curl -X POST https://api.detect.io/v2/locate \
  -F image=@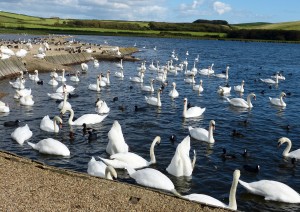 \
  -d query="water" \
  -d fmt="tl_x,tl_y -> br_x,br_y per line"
1,34 -> 300,211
